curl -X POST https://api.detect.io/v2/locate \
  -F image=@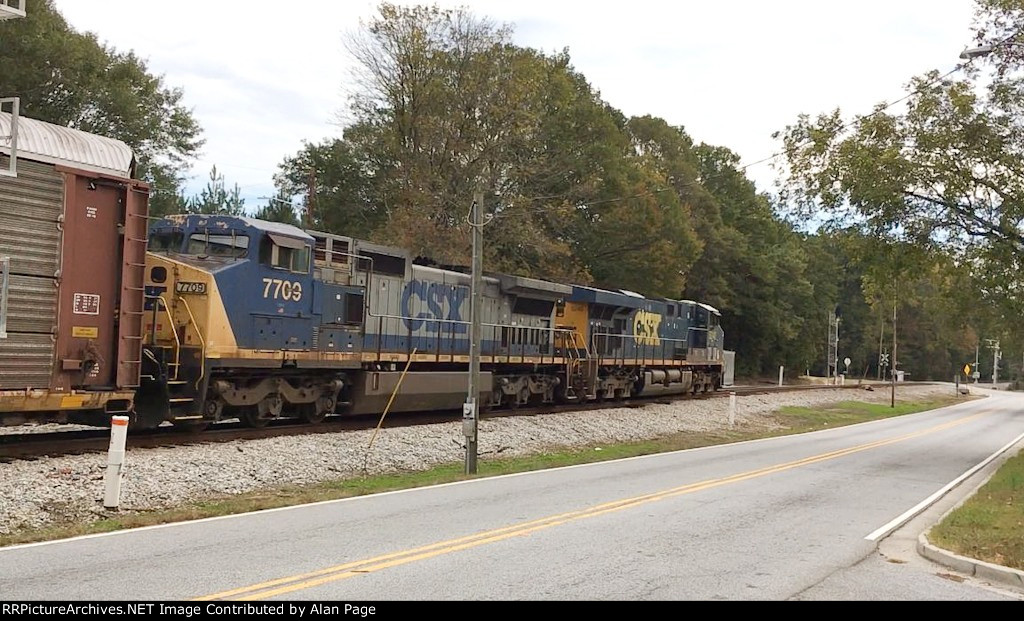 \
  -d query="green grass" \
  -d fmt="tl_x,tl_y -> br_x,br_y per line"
930,450 -> 1024,571
0,394 -> 967,547
775,399 -> 949,428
